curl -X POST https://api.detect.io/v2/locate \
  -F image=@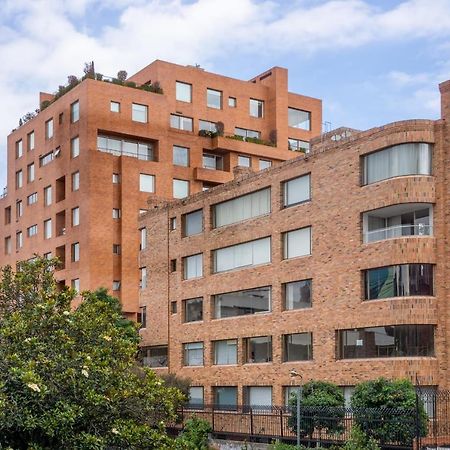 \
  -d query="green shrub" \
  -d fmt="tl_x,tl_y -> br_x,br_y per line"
177,417 -> 212,449
343,425 -> 380,450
